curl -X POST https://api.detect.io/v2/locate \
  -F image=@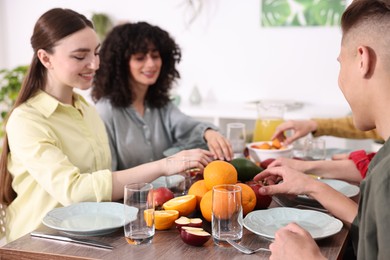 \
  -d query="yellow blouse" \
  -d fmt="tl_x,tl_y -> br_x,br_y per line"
5,91 -> 112,242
